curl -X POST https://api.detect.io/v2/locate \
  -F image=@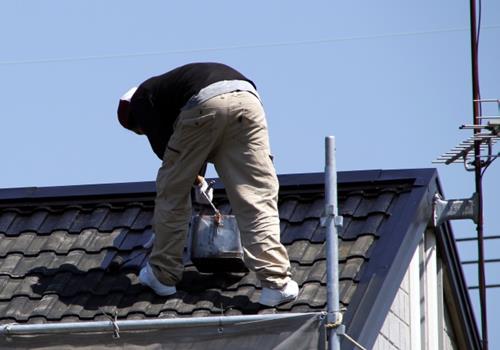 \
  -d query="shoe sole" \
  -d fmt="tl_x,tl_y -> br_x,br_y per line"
139,279 -> 176,296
